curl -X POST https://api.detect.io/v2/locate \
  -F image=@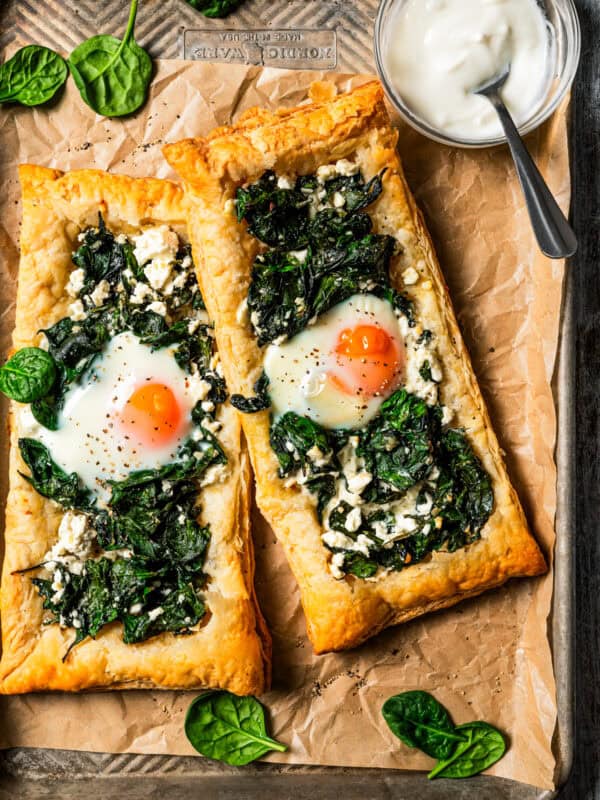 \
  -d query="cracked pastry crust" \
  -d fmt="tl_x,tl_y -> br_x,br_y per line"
0,165 -> 270,694
164,81 -> 547,654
